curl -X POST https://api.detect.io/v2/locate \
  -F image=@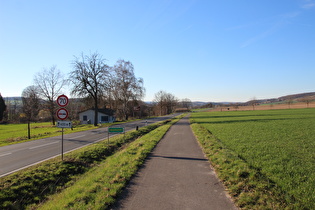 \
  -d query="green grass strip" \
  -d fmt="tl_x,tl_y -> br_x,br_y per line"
0,118 -> 179,209
190,122 -> 291,209
36,118 -> 180,209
